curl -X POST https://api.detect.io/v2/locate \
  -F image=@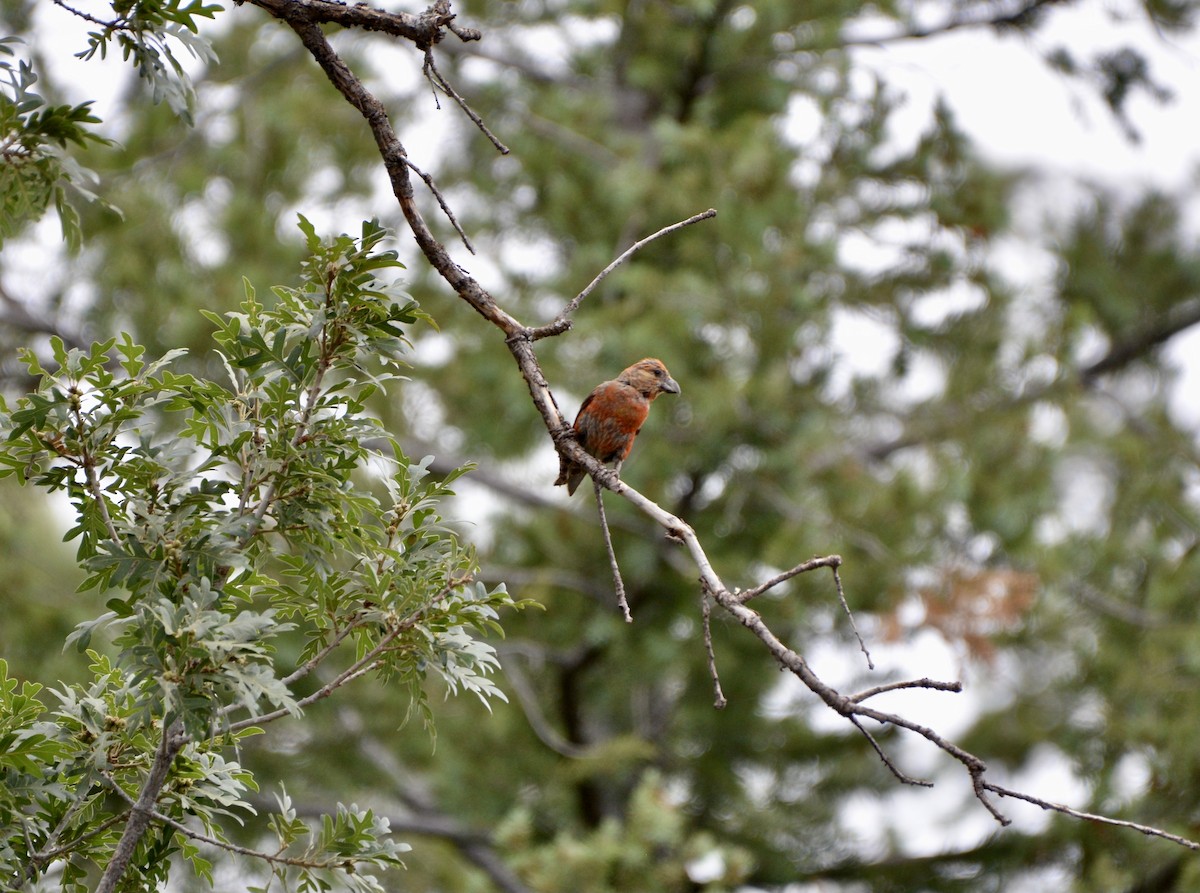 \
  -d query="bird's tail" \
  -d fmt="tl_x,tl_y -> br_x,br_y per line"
555,459 -> 587,495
